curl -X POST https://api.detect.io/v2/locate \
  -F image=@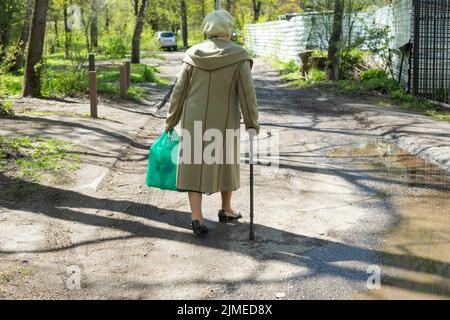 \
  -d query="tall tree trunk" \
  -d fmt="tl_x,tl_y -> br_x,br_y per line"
252,0 -> 261,22
226,0 -> 231,12
326,0 -> 344,81
104,3 -> 110,33
131,0 -> 149,64
81,13 -> 90,52
10,0 -> 33,72
23,0 -> 49,97
0,0 -> 16,61
181,0 -> 188,48
200,0 -> 205,18
90,0 -> 98,49
63,1 -> 71,59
